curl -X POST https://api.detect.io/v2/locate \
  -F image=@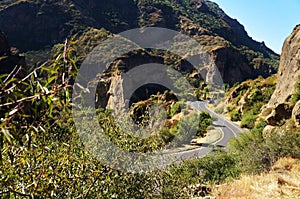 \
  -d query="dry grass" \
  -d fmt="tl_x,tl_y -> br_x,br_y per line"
211,157 -> 300,199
